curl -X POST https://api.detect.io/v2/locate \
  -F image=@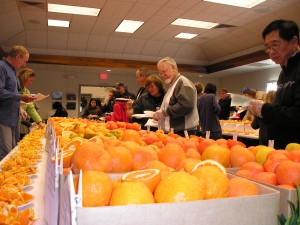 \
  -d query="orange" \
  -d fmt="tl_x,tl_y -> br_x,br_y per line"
227,139 -> 246,148
191,160 -> 229,199
141,132 -> 160,145
241,162 -> 264,176
17,208 -> 35,225
230,145 -> 255,167
121,169 -> 161,193
185,148 -> 201,160
249,145 -> 266,156
201,145 -> 230,168
145,160 -> 173,171
74,171 -> 113,207
228,177 -> 259,197
252,172 -> 277,185
154,171 -> 205,203
158,143 -> 186,169
216,138 -> 227,145
71,142 -> 112,174
287,150 -> 300,163
130,146 -> 158,170
176,158 -> 201,173
106,146 -> 133,172
263,153 -> 288,173
121,129 -> 145,145
275,160 -> 300,187
197,139 -> 216,154
109,181 -> 154,206
103,137 -> 120,151
235,169 -> 254,179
